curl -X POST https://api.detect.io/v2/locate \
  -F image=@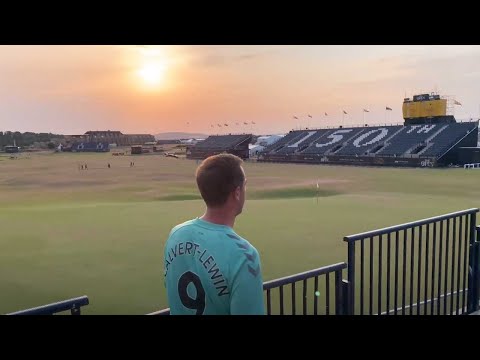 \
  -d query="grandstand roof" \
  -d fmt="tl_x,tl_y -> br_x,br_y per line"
193,134 -> 252,150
